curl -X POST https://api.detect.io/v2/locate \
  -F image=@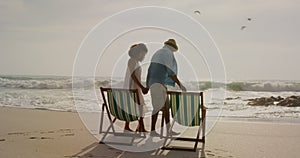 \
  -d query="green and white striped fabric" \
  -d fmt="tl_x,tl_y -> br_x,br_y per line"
169,93 -> 202,126
107,89 -> 140,121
